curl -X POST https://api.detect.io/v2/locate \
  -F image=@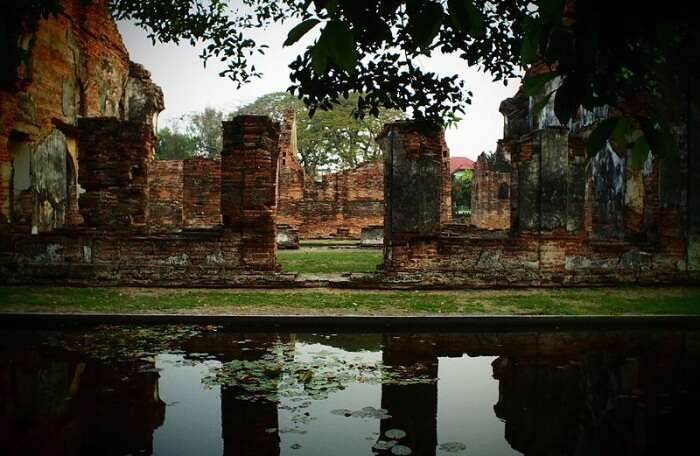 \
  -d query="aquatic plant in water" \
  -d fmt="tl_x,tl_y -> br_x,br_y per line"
43,325 -> 218,362
202,341 -> 437,404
